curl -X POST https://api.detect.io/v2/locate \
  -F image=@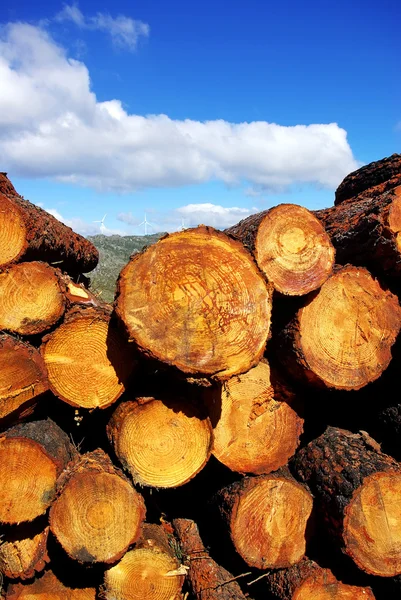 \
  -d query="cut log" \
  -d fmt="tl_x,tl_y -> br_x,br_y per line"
267,558 -> 376,599
173,518 -> 248,600
0,419 -> 76,524
315,186 -> 401,280
49,449 -> 146,564
102,523 -> 184,600
0,173 -> 98,274
0,334 -> 48,420
278,265 -> 401,390
6,570 -> 96,599
292,426 -> 401,577
0,262 -> 66,335
115,226 -> 272,380
334,153 -> 401,205
108,397 -> 212,488
204,359 -> 303,474
217,470 -> 313,569
226,204 -> 334,295
42,306 -> 135,409
0,525 -> 49,580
